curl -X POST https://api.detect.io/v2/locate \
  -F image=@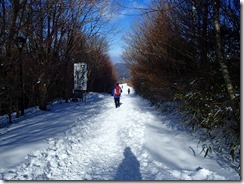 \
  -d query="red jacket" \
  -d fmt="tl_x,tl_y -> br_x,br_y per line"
114,86 -> 122,98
